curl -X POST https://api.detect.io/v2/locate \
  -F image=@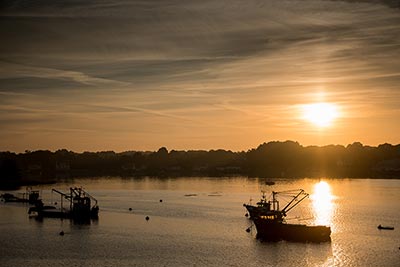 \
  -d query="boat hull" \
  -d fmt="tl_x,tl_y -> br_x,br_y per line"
377,225 -> 394,230
28,206 -> 98,221
253,218 -> 331,242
